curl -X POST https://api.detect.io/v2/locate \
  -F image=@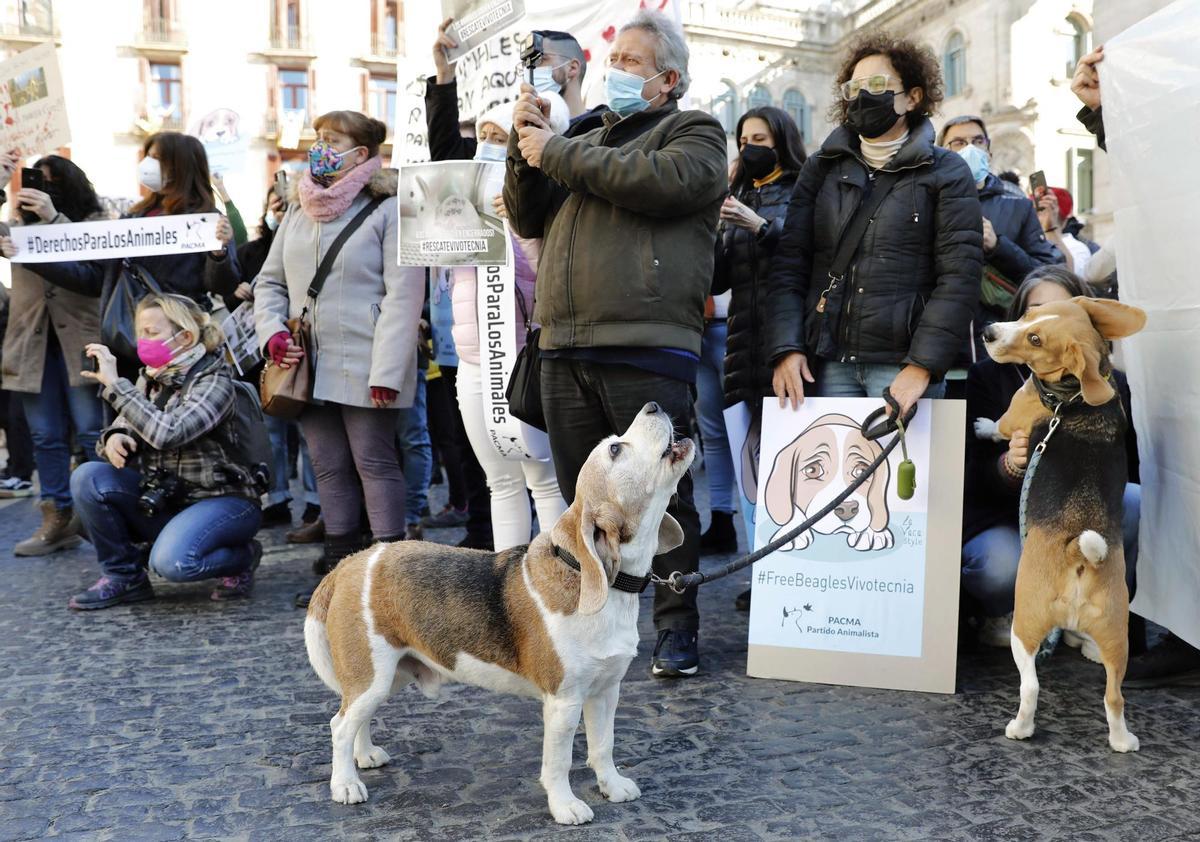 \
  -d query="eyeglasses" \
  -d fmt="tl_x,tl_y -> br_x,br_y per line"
839,74 -> 897,101
945,135 -> 989,151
